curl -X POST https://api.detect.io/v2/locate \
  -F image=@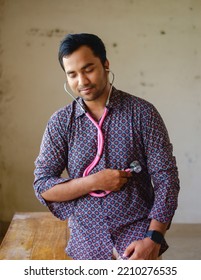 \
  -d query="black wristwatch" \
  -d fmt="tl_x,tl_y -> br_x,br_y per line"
144,230 -> 164,244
